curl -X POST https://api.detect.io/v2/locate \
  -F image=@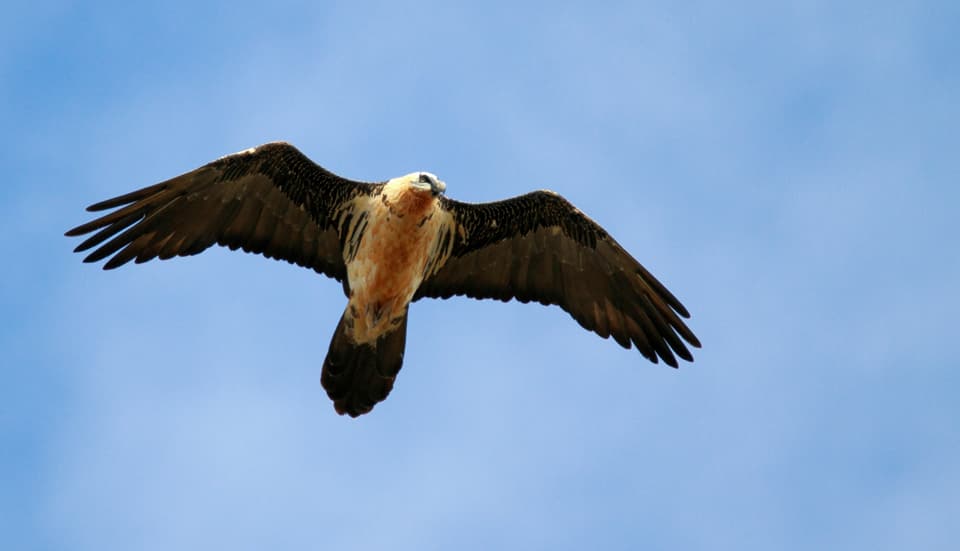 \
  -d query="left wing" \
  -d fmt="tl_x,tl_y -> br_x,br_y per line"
415,191 -> 700,366
65,142 -> 378,287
